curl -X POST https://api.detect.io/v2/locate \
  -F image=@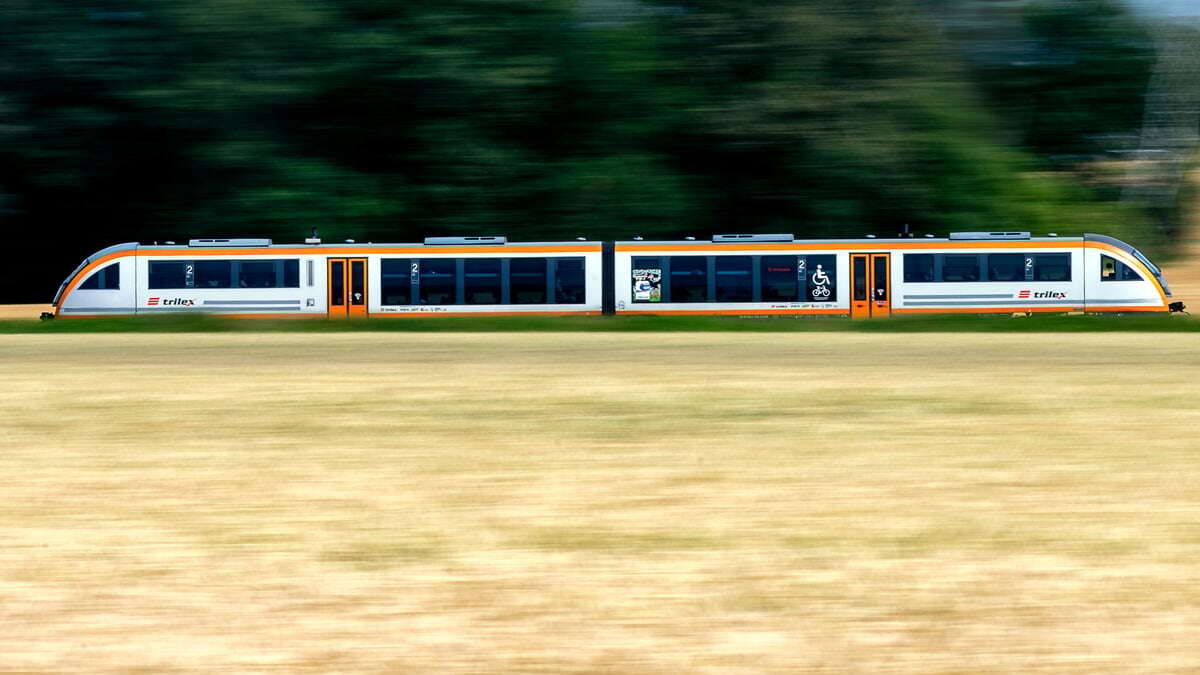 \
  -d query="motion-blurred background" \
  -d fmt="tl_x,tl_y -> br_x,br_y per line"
2,0 -> 1198,303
